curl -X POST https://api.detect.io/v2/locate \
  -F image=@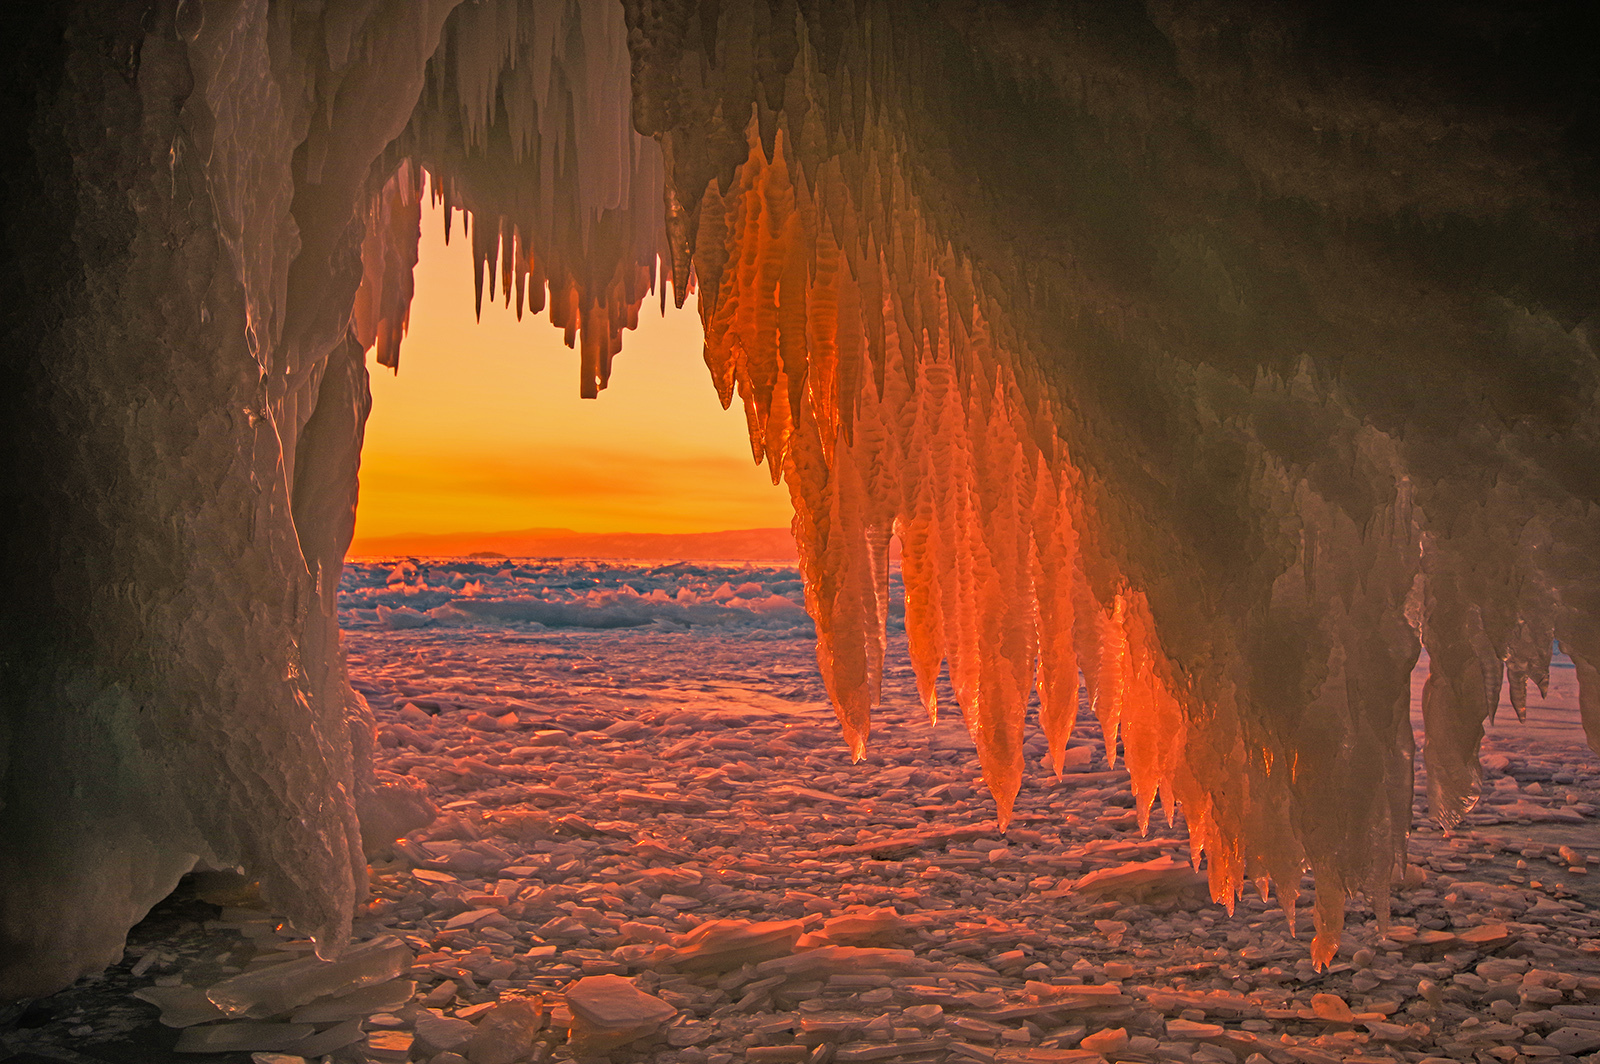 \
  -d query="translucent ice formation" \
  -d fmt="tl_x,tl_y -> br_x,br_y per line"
362,0 -> 1551,963
206,935 -> 411,1019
